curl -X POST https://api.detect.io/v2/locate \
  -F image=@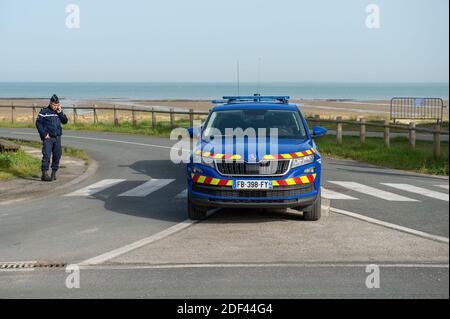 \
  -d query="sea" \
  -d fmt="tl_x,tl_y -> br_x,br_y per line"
0,82 -> 448,101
